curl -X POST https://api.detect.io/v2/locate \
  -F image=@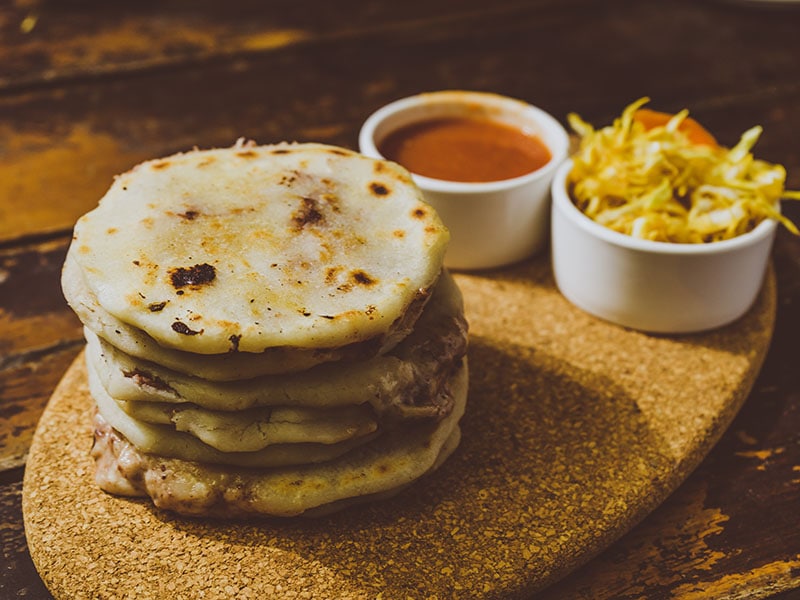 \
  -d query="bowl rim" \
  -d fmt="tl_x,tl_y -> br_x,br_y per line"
551,159 -> 778,255
358,90 -> 570,195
